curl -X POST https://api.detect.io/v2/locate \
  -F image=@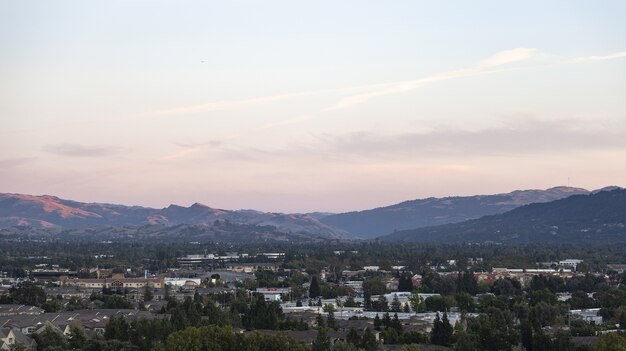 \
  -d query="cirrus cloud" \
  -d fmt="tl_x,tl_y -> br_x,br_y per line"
44,144 -> 127,157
